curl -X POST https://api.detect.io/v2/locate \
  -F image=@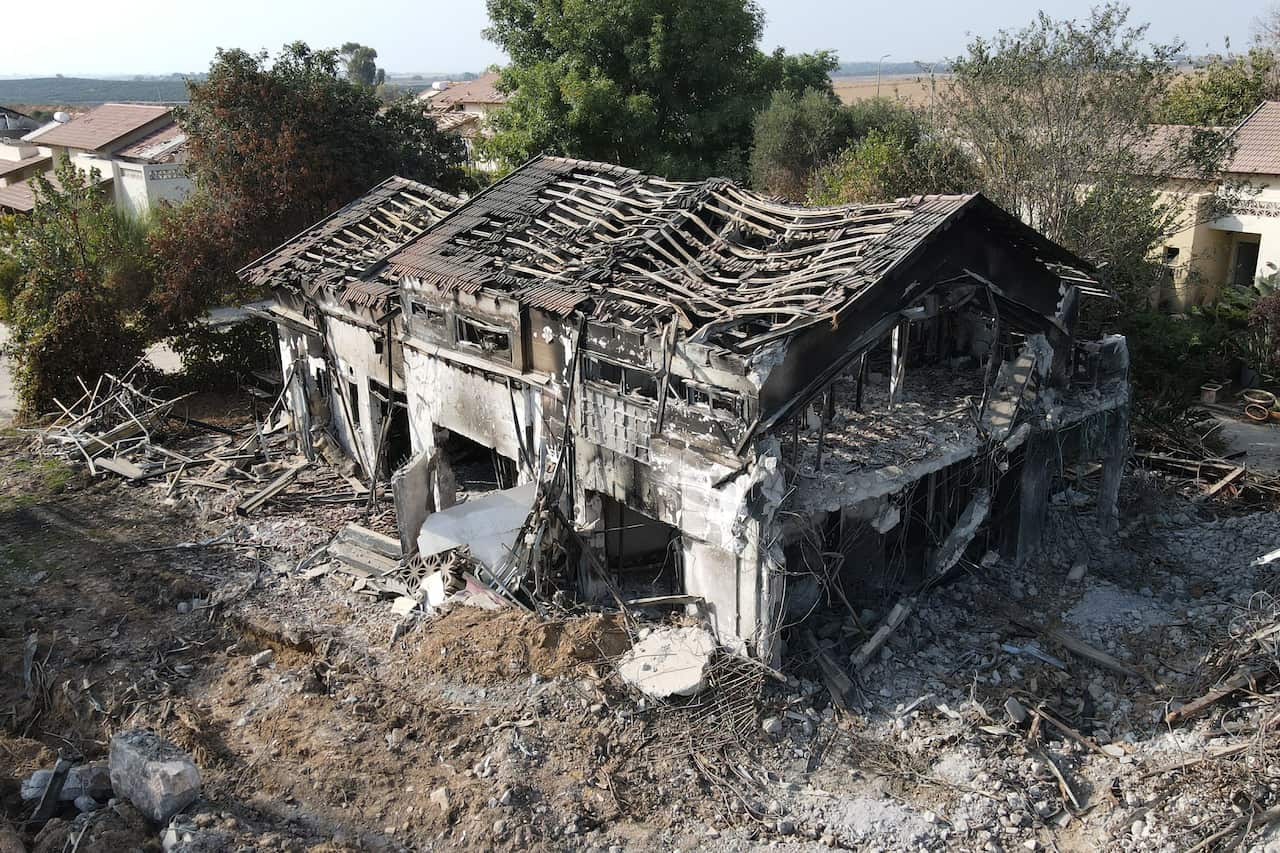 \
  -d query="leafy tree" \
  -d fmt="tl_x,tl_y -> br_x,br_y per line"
0,159 -> 148,416
937,3 -> 1231,307
1158,49 -> 1279,126
481,0 -> 838,178
148,42 -> 466,333
808,122 -> 975,205
340,42 -> 386,88
749,88 -> 848,199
